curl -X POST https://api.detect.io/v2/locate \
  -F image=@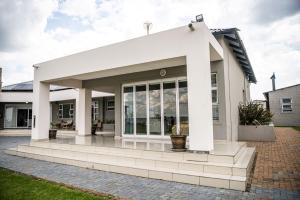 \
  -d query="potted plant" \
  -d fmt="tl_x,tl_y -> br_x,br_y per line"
238,102 -> 275,141
170,124 -> 188,151
49,122 -> 58,139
